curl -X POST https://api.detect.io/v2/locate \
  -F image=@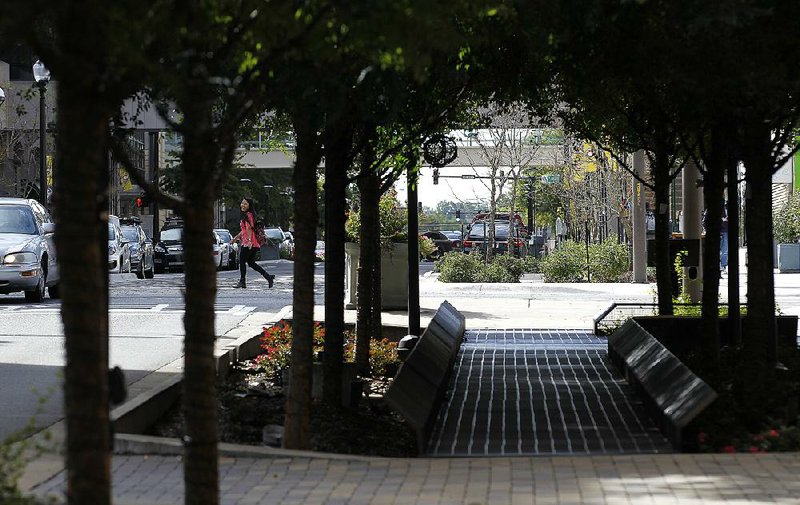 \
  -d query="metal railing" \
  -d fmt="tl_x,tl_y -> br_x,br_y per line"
593,302 -> 747,336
